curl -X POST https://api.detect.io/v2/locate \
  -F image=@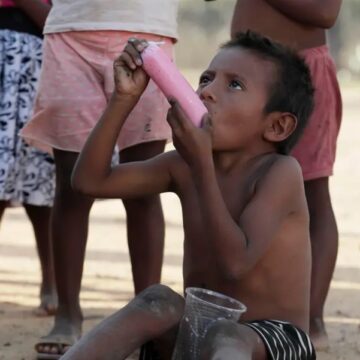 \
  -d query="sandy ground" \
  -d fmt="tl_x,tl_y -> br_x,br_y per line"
0,83 -> 359,360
